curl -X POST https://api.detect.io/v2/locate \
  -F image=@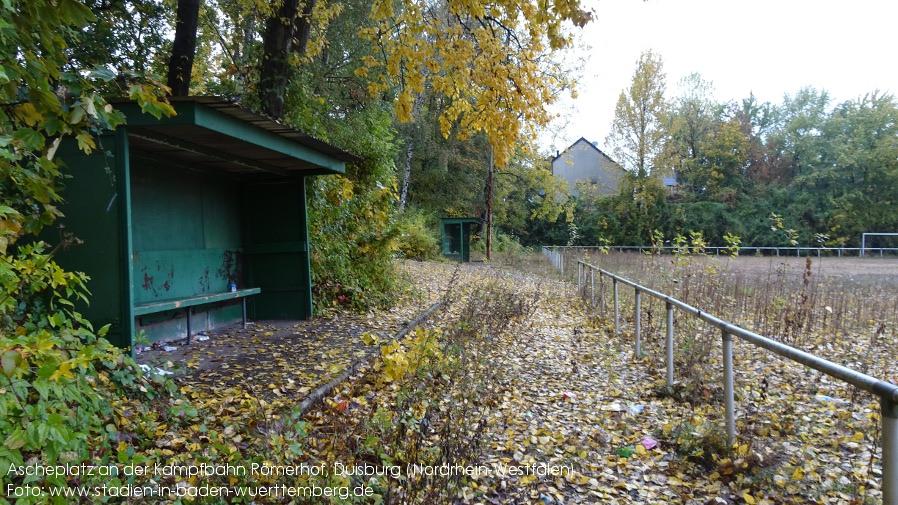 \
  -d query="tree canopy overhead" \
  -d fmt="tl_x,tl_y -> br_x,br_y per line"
361,0 -> 592,167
